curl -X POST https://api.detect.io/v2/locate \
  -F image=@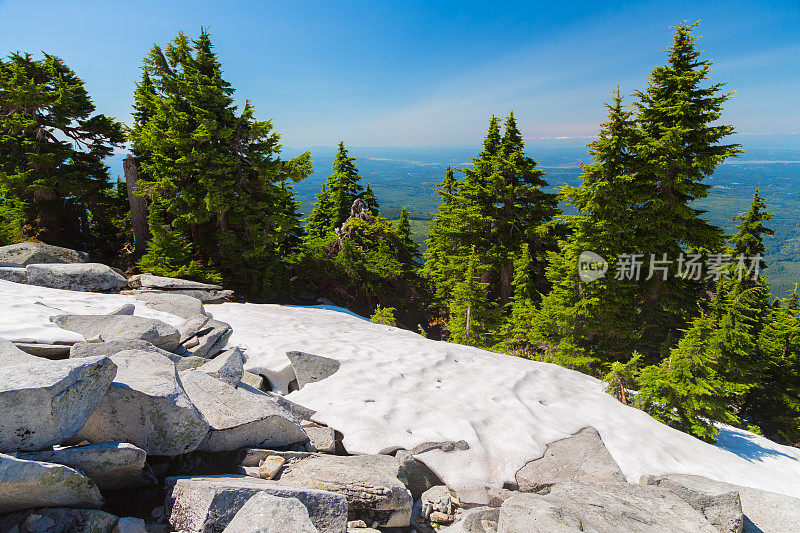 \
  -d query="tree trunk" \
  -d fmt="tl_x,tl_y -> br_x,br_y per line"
123,155 -> 149,259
